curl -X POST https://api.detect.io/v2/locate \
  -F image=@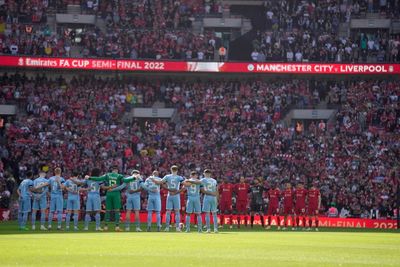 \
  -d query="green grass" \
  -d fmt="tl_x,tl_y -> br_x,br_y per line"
0,222 -> 399,267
